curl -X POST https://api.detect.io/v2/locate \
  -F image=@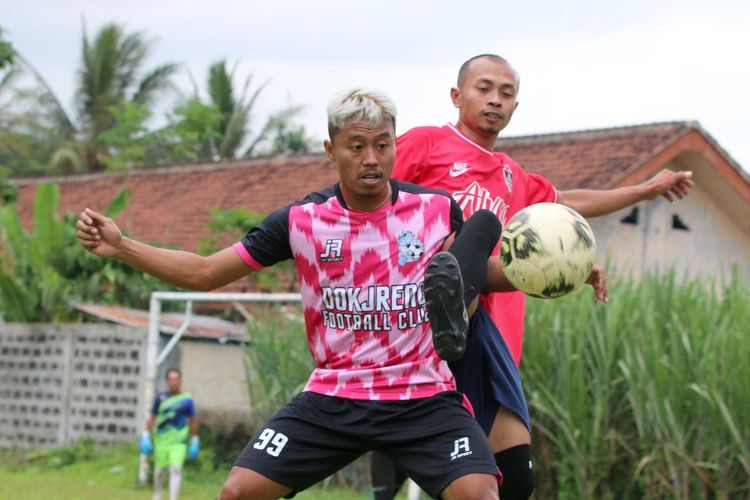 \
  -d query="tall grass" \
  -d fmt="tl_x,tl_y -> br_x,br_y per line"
523,271 -> 750,499
244,304 -> 314,423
